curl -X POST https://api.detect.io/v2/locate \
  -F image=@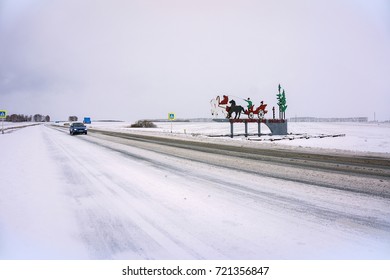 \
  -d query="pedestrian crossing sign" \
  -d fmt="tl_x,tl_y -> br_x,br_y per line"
0,110 -> 7,119
168,112 -> 175,121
